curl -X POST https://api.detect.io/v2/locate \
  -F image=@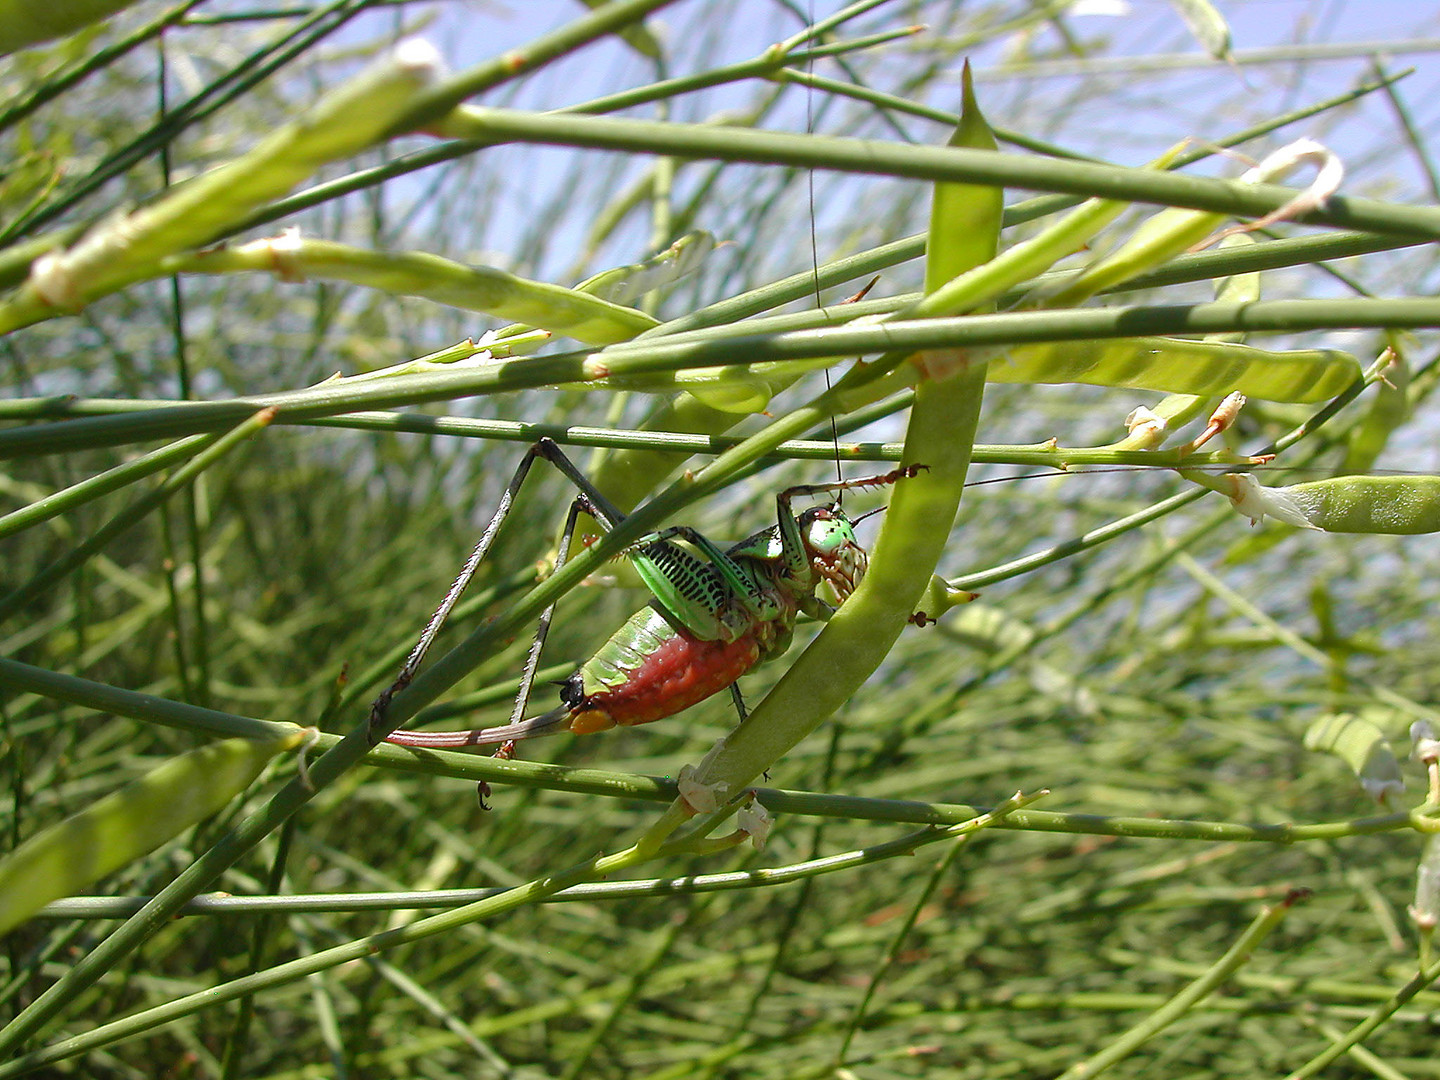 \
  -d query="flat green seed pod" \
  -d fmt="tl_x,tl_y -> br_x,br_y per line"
0,733 -> 302,934
1286,475 -> 1440,534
